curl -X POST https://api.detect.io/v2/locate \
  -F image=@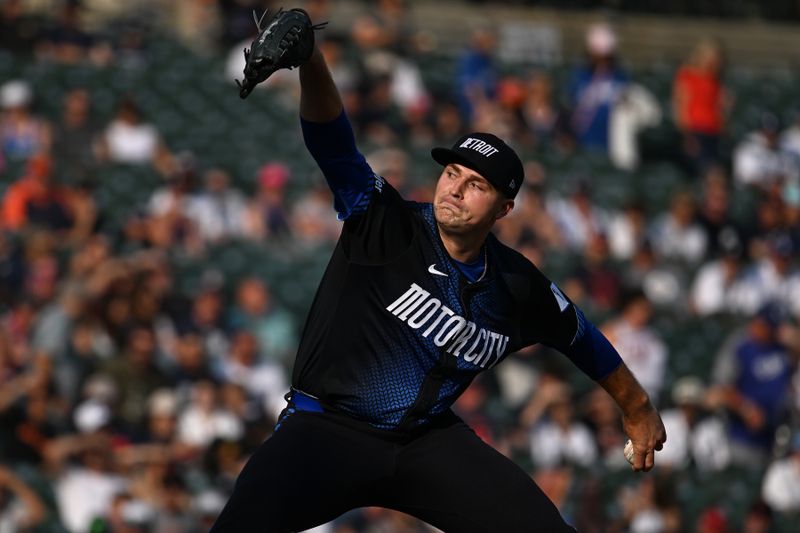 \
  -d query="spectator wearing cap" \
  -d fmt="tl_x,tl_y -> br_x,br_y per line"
0,80 -> 51,161
690,227 -> 746,316
72,398 -> 112,435
761,430 -> 800,512
733,112 -> 799,191
729,232 -> 800,318
707,303 -> 795,466
243,162 -> 292,240
657,376 -> 730,471
570,22 -> 628,150
142,389 -> 178,445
